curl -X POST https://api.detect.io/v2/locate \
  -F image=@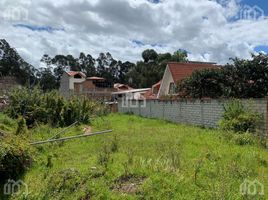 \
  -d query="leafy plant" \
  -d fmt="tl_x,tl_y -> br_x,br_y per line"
219,100 -> 262,133
16,116 -> 28,135
5,87 -> 108,128
0,132 -> 33,183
